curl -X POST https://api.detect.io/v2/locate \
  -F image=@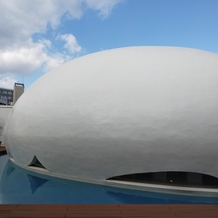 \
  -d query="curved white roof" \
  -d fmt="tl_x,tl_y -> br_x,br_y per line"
3,46 -> 218,187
